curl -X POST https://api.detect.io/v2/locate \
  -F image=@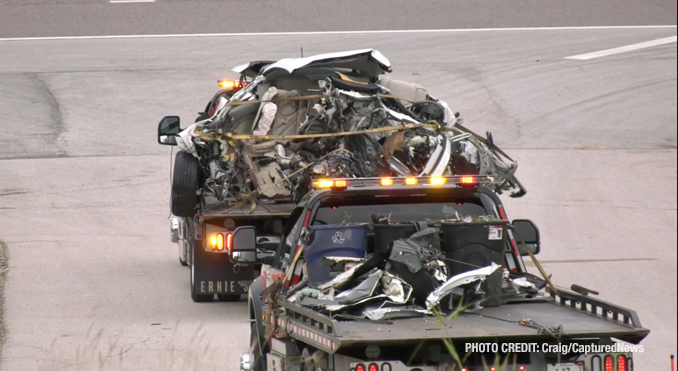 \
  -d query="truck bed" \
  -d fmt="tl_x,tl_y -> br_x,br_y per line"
202,198 -> 296,217
275,287 -> 649,353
